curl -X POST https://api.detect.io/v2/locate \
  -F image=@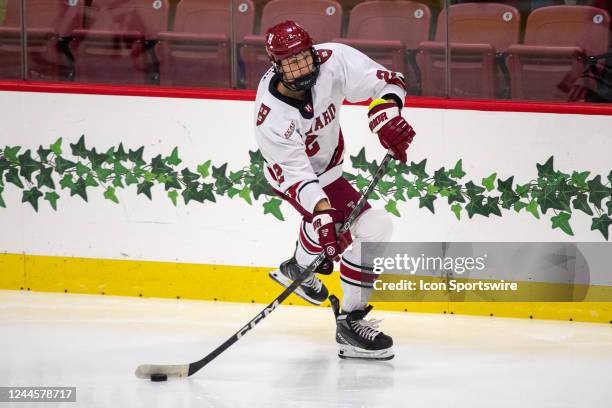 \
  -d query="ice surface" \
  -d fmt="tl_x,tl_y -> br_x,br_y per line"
1,290 -> 611,408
